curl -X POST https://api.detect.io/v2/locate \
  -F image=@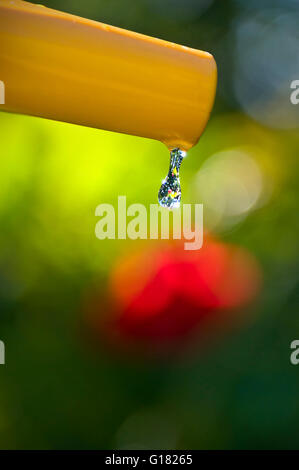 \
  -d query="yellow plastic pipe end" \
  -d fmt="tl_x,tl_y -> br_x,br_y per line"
0,0 -> 217,150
